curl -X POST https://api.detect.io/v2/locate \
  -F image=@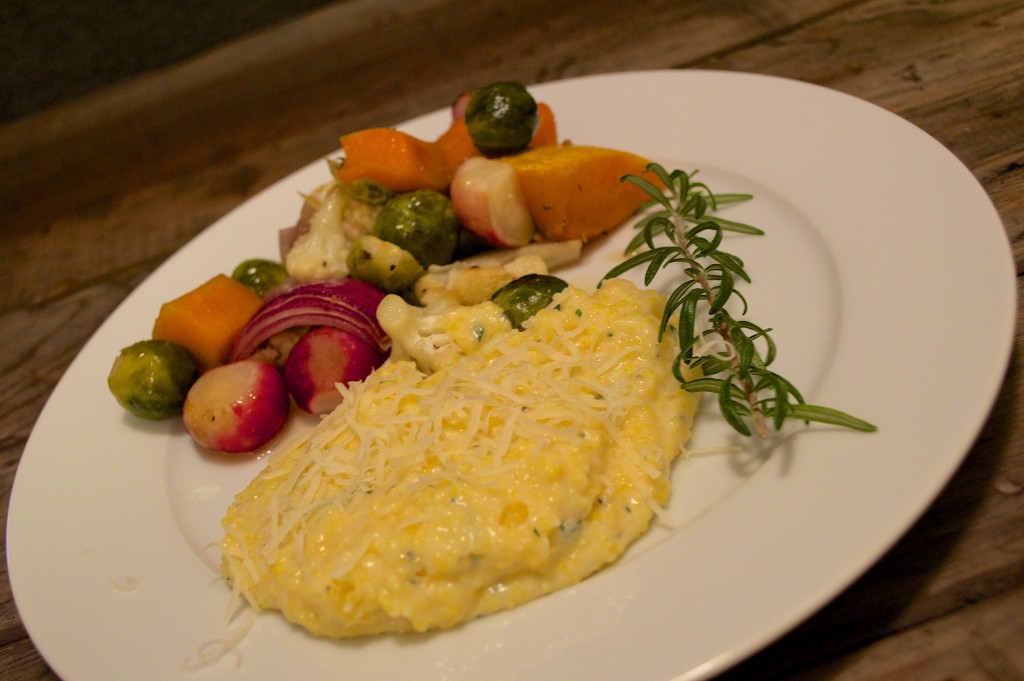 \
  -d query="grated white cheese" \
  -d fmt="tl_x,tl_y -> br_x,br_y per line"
220,279 -> 701,638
